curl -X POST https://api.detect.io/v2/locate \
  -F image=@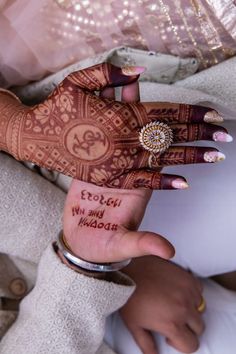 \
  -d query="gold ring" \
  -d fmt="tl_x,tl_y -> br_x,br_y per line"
139,121 -> 173,154
197,297 -> 206,313
148,154 -> 160,169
